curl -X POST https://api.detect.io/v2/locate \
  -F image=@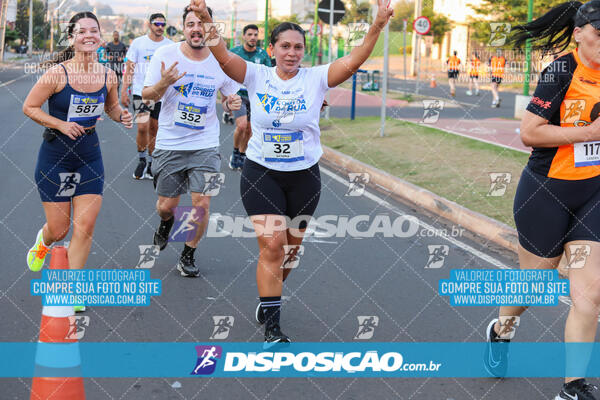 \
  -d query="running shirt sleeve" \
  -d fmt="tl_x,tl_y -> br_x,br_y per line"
310,63 -> 331,91
125,39 -> 138,64
220,76 -> 241,97
243,61 -> 264,94
526,57 -> 573,121
143,47 -> 163,89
